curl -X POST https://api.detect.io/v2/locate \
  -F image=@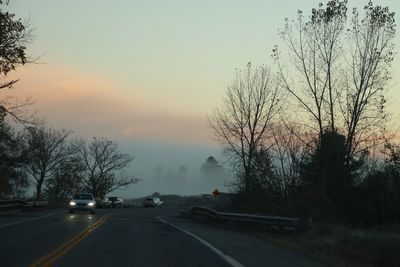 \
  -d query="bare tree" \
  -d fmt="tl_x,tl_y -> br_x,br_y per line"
9,169 -> 29,198
210,62 -> 283,194
270,125 -> 310,200
342,2 -> 395,163
23,126 -> 71,199
74,137 -> 138,198
44,150 -> 85,201
275,0 -> 395,164
274,0 -> 347,143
